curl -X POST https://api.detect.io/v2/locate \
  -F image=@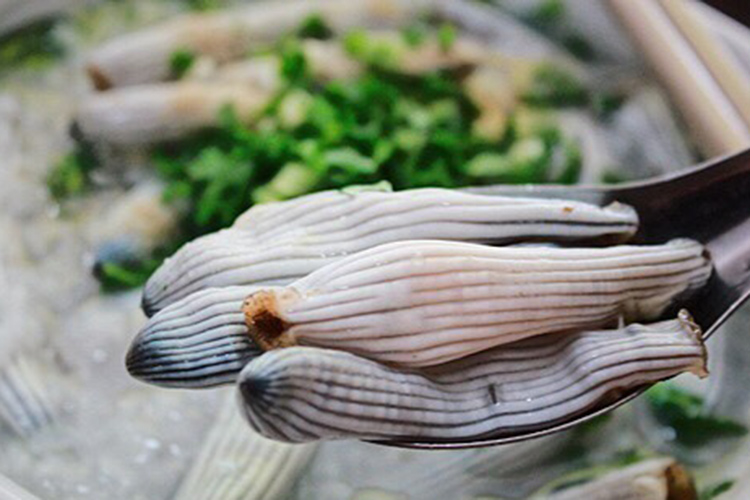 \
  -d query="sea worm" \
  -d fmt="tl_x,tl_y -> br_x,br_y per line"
242,239 -> 710,366
75,82 -> 271,146
238,312 -> 707,442
173,393 -> 316,500
542,458 -> 696,500
142,188 -> 639,315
